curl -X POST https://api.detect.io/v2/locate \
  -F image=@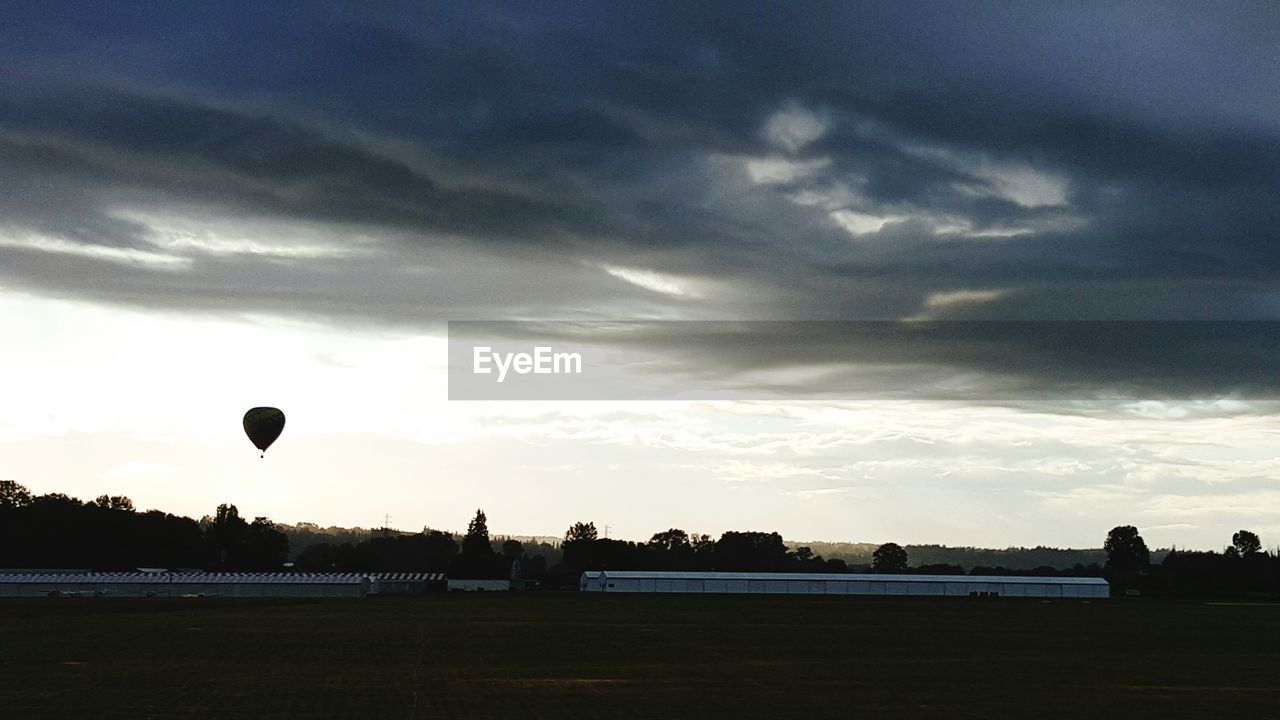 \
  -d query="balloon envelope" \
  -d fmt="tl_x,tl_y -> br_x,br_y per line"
243,407 -> 286,454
